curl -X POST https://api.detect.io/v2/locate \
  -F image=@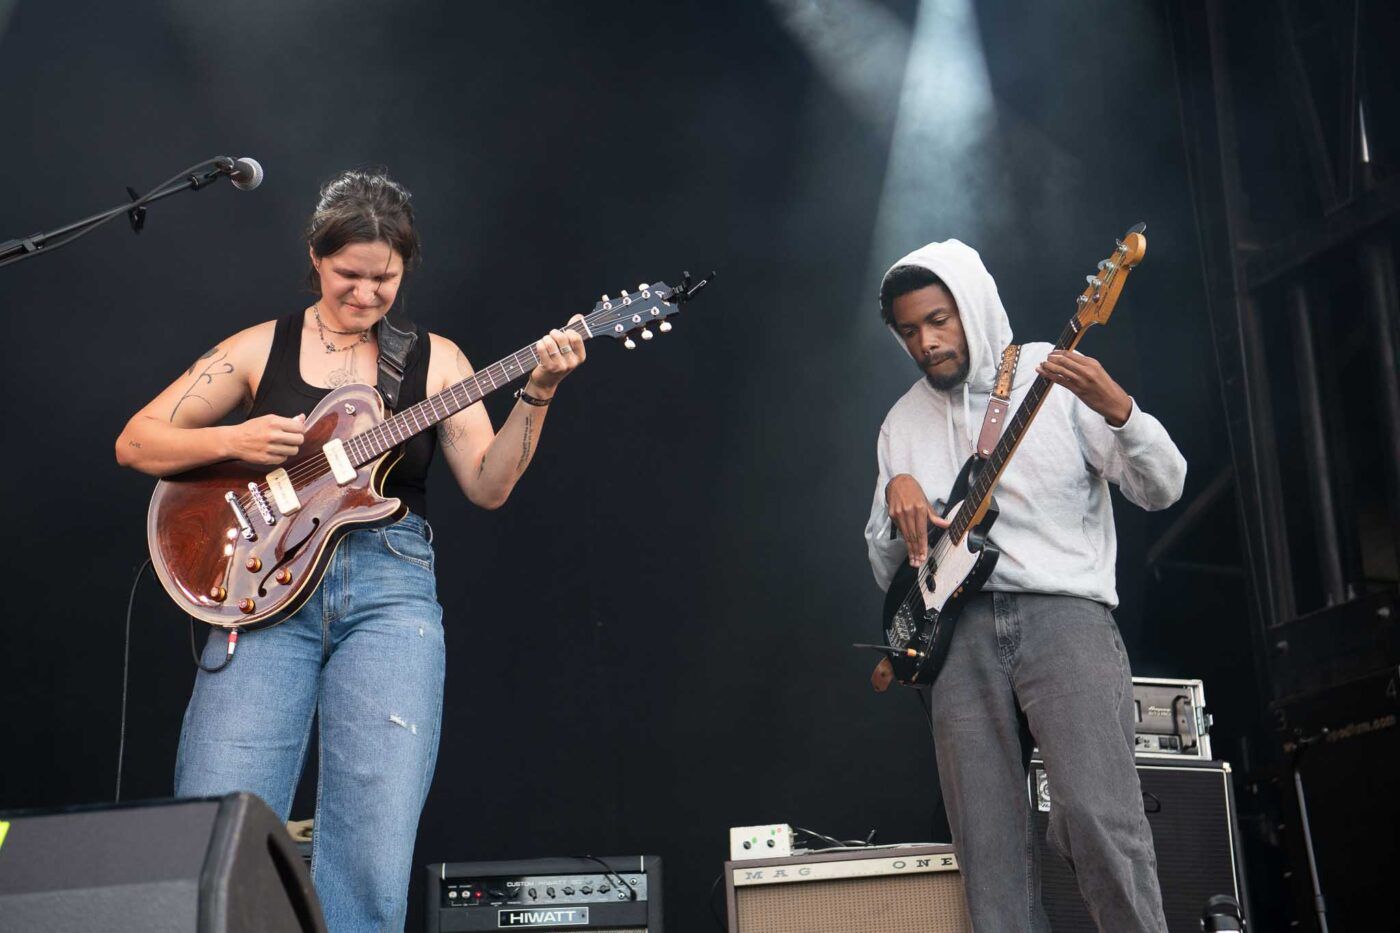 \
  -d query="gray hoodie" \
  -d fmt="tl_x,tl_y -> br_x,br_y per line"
864,239 -> 1187,608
